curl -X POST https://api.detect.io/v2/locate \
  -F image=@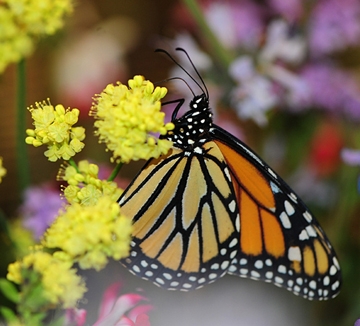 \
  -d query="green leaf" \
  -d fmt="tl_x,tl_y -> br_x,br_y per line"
0,279 -> 20,303
0,305 -> 19,323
